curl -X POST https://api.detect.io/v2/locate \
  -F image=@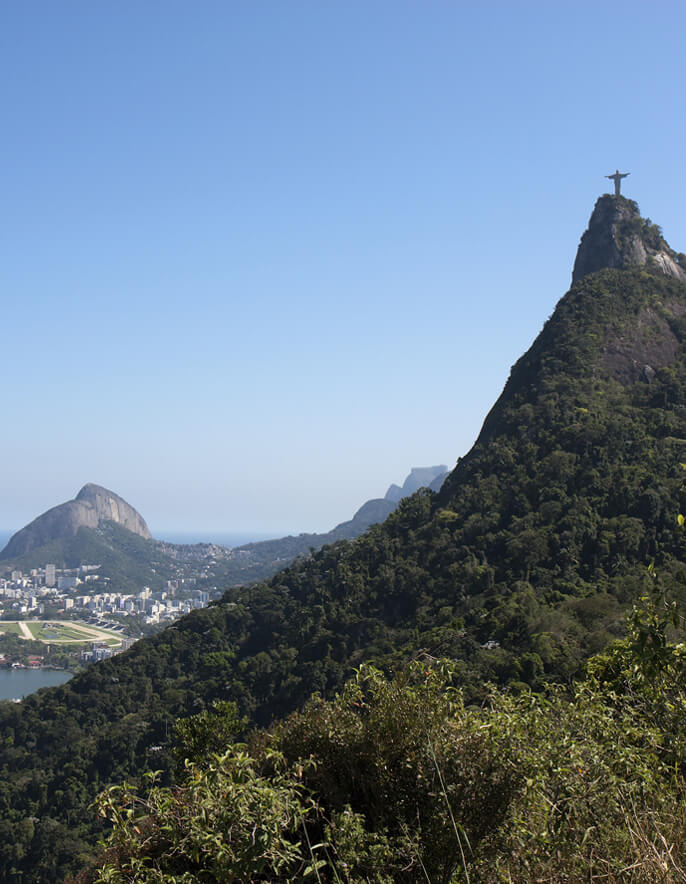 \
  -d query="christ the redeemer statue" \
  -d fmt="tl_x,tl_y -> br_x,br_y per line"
607,169 -> 629,196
